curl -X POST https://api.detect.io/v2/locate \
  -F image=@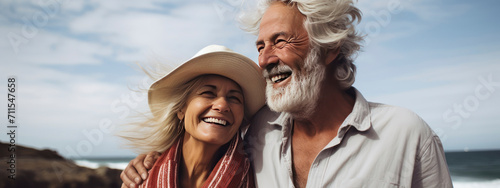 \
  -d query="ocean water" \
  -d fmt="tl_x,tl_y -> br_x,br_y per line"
446,150 -> 500,188
74,151 -> 500,187
73,157 -> 133,171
